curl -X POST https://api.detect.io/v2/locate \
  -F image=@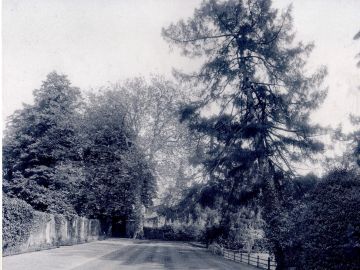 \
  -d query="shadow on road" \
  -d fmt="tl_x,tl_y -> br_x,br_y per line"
3,239 -> 258,270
